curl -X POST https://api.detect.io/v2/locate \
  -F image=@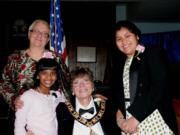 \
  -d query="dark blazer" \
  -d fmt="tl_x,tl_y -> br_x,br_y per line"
111,46 -> 178,135
56,97 -> 121,135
